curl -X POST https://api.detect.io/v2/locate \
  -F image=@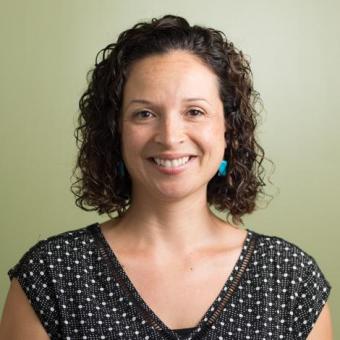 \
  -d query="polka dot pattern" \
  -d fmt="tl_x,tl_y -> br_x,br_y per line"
8,223 -> 331,339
